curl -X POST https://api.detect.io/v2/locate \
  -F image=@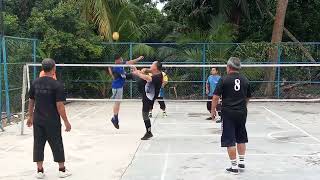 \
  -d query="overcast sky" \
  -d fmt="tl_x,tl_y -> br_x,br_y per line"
152,0 -> 166,10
